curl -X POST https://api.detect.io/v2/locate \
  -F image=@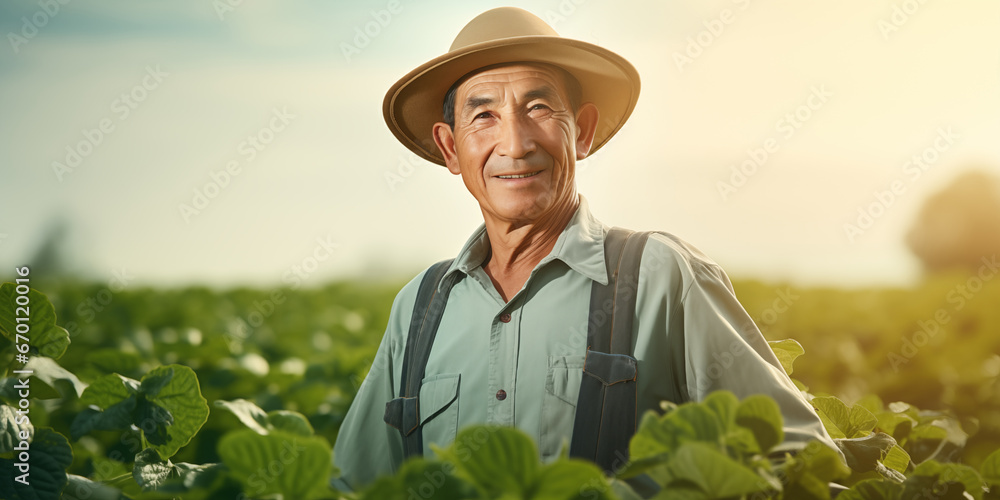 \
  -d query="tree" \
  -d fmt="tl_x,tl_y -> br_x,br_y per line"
906,169 -> 1000,273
